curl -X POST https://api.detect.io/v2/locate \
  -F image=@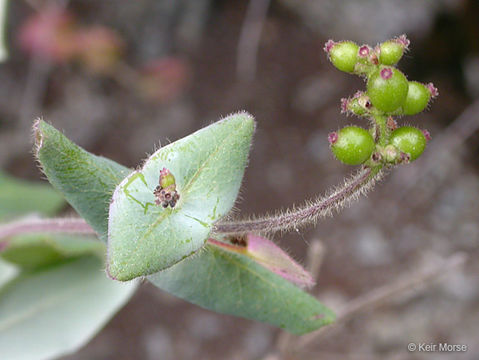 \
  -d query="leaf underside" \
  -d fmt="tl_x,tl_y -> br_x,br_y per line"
149,242 -> 334,335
